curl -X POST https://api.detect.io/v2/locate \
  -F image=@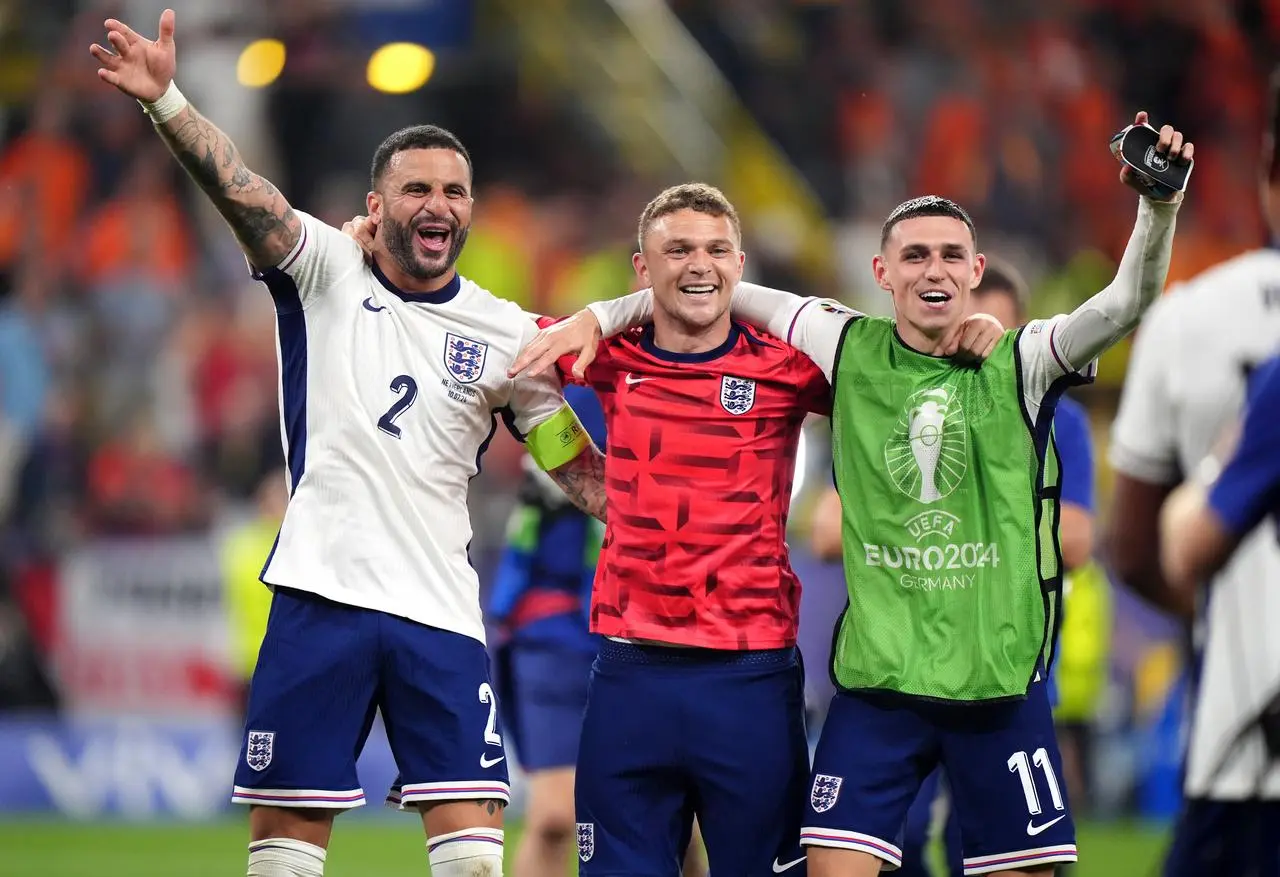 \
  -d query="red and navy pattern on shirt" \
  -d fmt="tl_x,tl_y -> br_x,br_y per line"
550,320 -> 830,650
